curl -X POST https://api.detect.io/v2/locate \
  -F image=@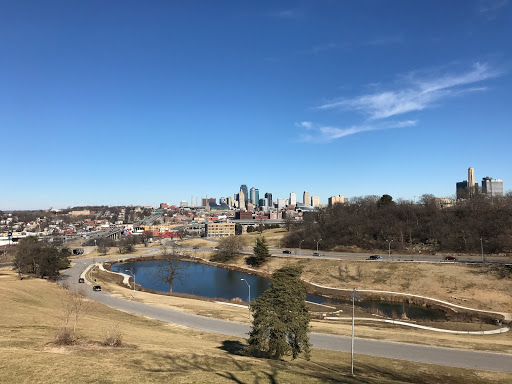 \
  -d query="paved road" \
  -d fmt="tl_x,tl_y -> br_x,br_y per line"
177,242 -> 512,264
60,257 -> 512,373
